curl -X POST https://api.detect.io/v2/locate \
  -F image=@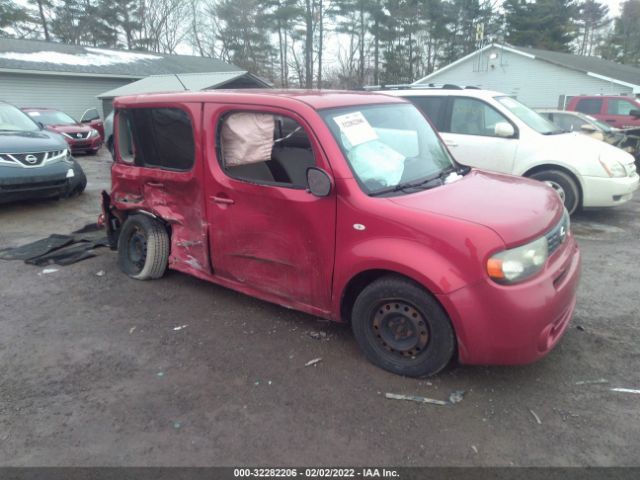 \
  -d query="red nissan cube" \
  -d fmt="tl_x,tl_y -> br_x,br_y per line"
101,90 -> 581,377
